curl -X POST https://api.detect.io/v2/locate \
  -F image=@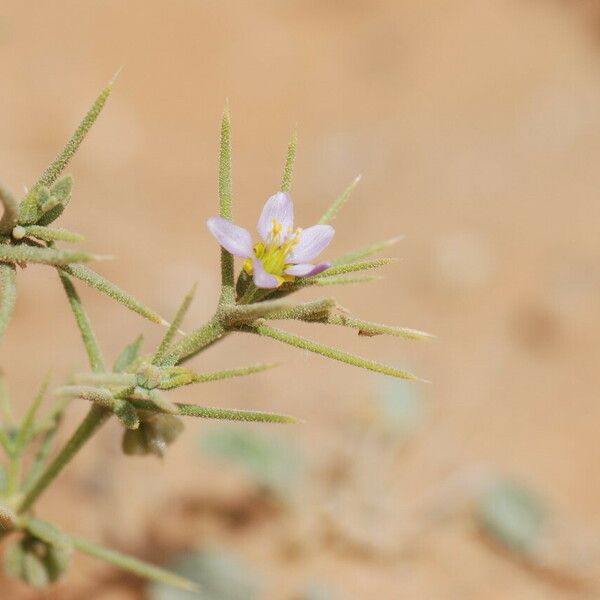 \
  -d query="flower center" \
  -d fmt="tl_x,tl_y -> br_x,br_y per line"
243,218 -> 302,281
